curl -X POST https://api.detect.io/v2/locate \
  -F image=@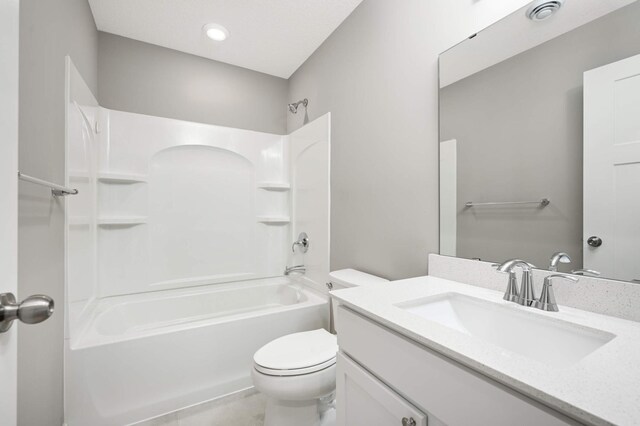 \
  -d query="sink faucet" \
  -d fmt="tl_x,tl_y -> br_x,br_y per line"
534,274 -> 578,312
549,252 -> 571,272
284,265 -> 306,276
496,259 -> 536,306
